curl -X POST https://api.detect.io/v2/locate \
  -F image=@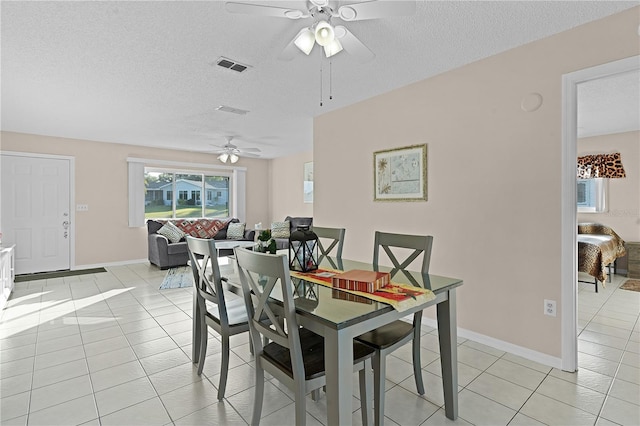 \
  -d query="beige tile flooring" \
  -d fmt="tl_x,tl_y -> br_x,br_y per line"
1,263 -> 638,425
